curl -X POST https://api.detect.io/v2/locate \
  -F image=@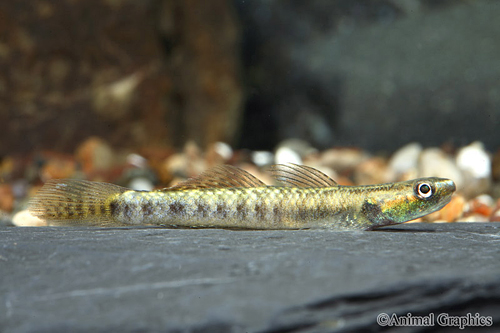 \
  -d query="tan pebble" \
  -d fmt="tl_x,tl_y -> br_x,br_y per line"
0,184 -> 14,212
12,210 -> 47,227
423,210 -> 442,222
461,214 -> 490,223
489,199 -> 500,222
404,217 -> 423,224
0,157 -> 15,179
469,194 -> 494,217
490,210 -> 500,222
438,195 -> 466,222
75,137 -> 115,174
40,157 -> 76,180
354,157 -> 389,185
205,142 -> 233,167
162,153 -> 186,181
320,148 -> 369,174
388,143 -> 422,176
